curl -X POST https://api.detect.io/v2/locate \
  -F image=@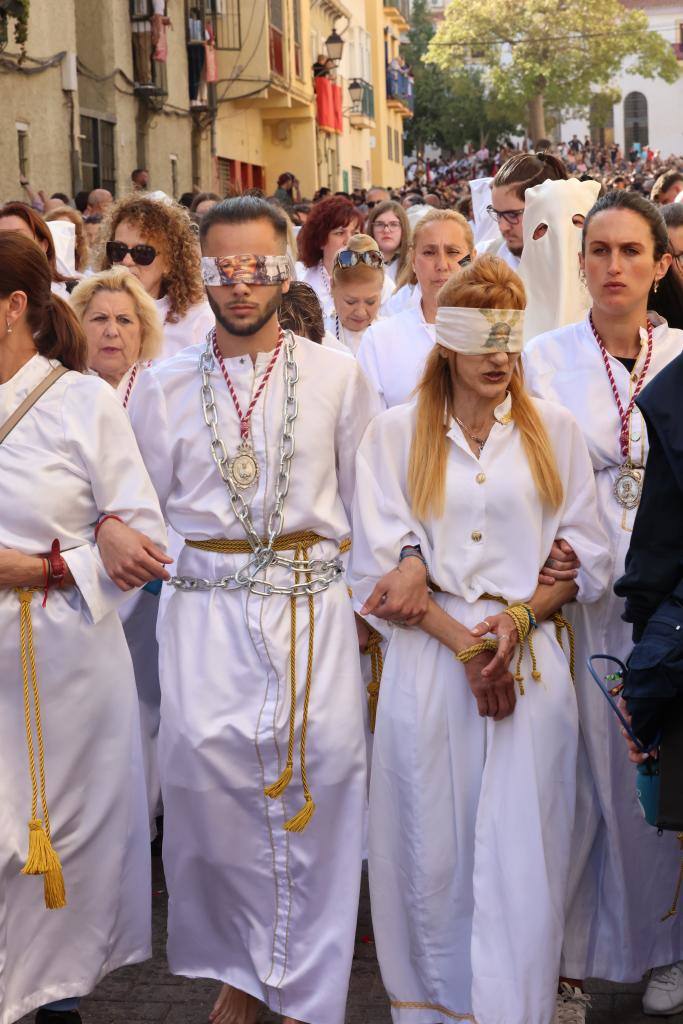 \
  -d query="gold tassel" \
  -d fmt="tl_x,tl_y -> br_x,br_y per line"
284,797 -> 316,832
367,682 -> 380,734
264,761 -> 293,799
22,818 -> 62,875
44,864 -> 67,910
16,589 -> 67,910
365,627 -> 384,734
